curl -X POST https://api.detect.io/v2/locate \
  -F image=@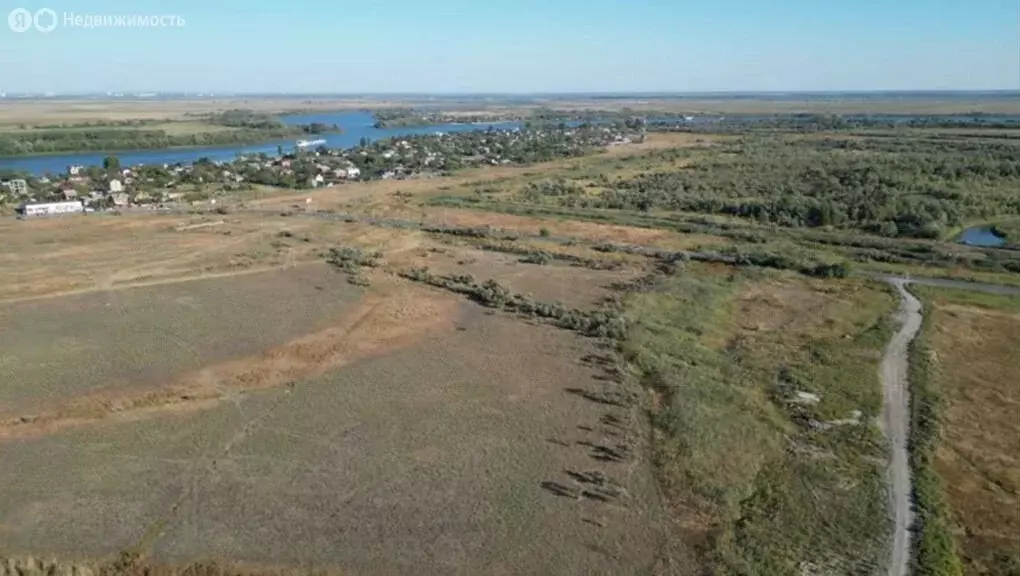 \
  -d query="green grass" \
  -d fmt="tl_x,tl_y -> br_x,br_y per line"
906,288 -> 965,576
619,265 -> 896,573
913,285 -> 1020,312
